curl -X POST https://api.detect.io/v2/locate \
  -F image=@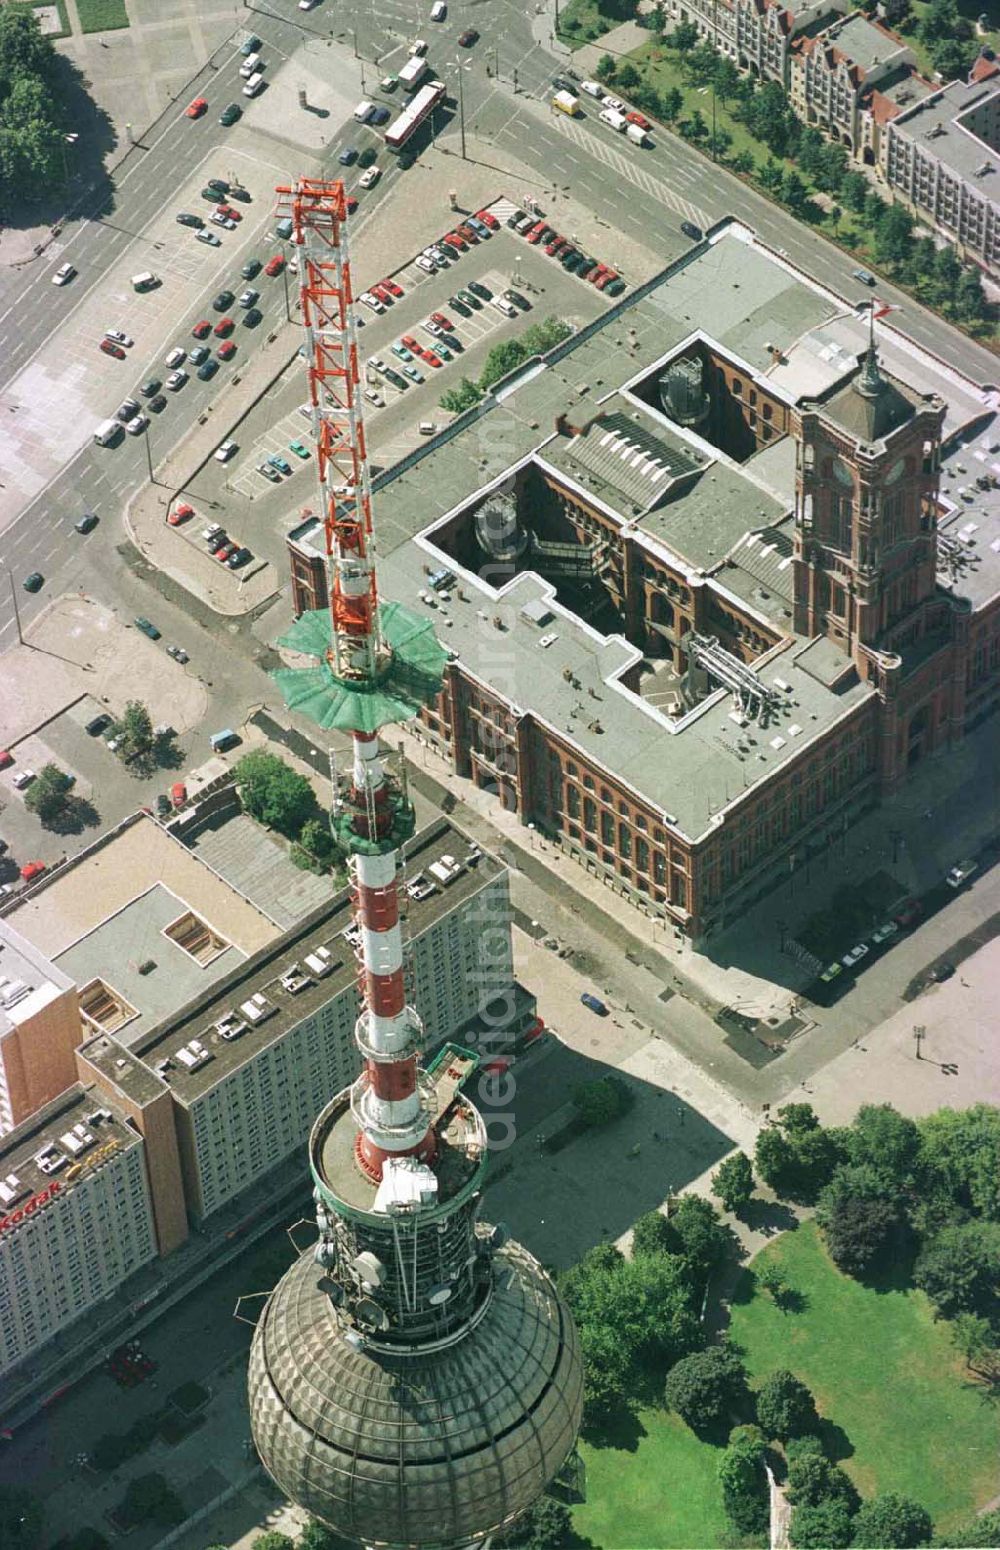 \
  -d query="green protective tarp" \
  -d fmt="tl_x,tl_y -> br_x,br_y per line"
272,600 -> 448,734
